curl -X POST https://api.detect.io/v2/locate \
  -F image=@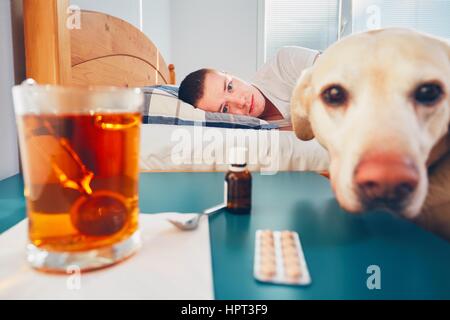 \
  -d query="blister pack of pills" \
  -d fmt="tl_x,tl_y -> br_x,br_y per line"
254,229 -> 311,286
